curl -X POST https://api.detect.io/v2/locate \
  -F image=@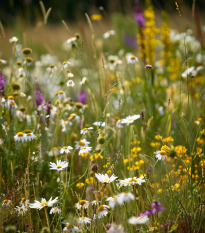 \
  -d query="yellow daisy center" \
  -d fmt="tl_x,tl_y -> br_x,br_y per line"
79,141 -> 85,146
128,118 -> 134,121
62,61 -> 67,65
79,200 -> 86,205
40,202 -> 48,207
81,217 -> 85,220
98,205 -> 104,212
58,90 -> 64,94
104,179 -> 108,183
57,165 -> 62,169
17,132 -> 24,137
3,200 -> 8,203
27,133 -> 31,136
22,198 -> 26,202
66,224 -> 74,229
83,128 -> 88,131
130,55 -> 136,60
129,178 -> 137,182
49,64 -> 54,68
